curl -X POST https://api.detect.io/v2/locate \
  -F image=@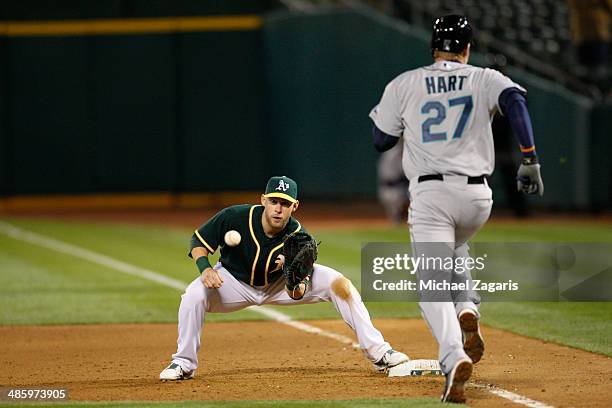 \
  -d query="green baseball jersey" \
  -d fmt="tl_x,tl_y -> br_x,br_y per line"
190,204 -> 303,287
